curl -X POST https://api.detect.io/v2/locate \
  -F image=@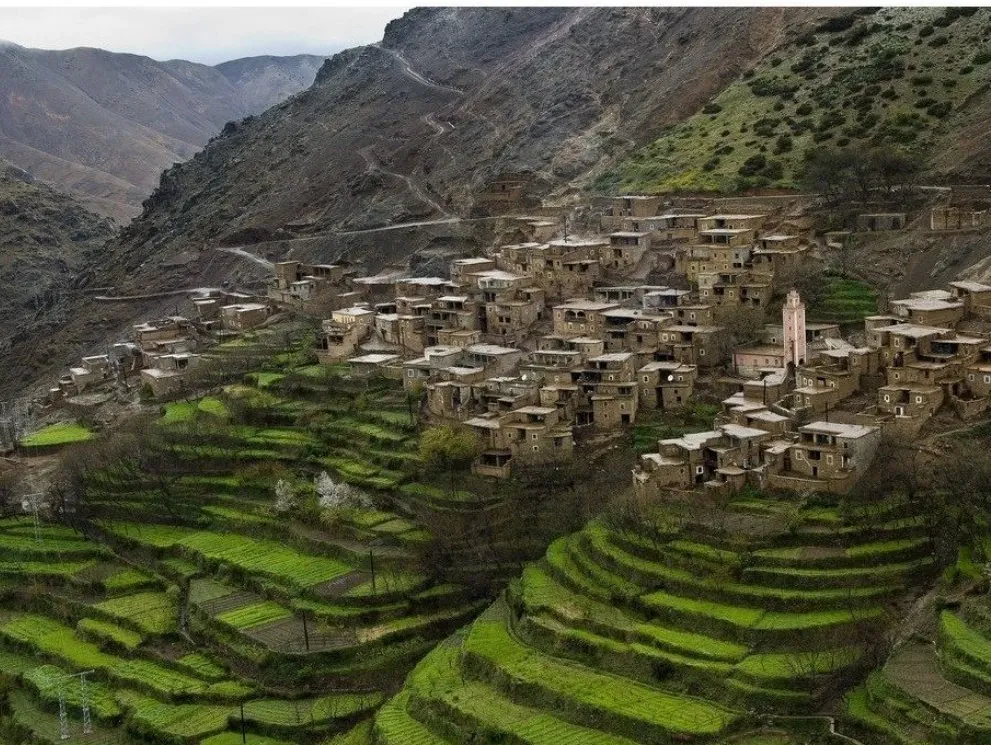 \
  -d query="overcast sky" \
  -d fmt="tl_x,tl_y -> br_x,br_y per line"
0,7 -> 411,65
